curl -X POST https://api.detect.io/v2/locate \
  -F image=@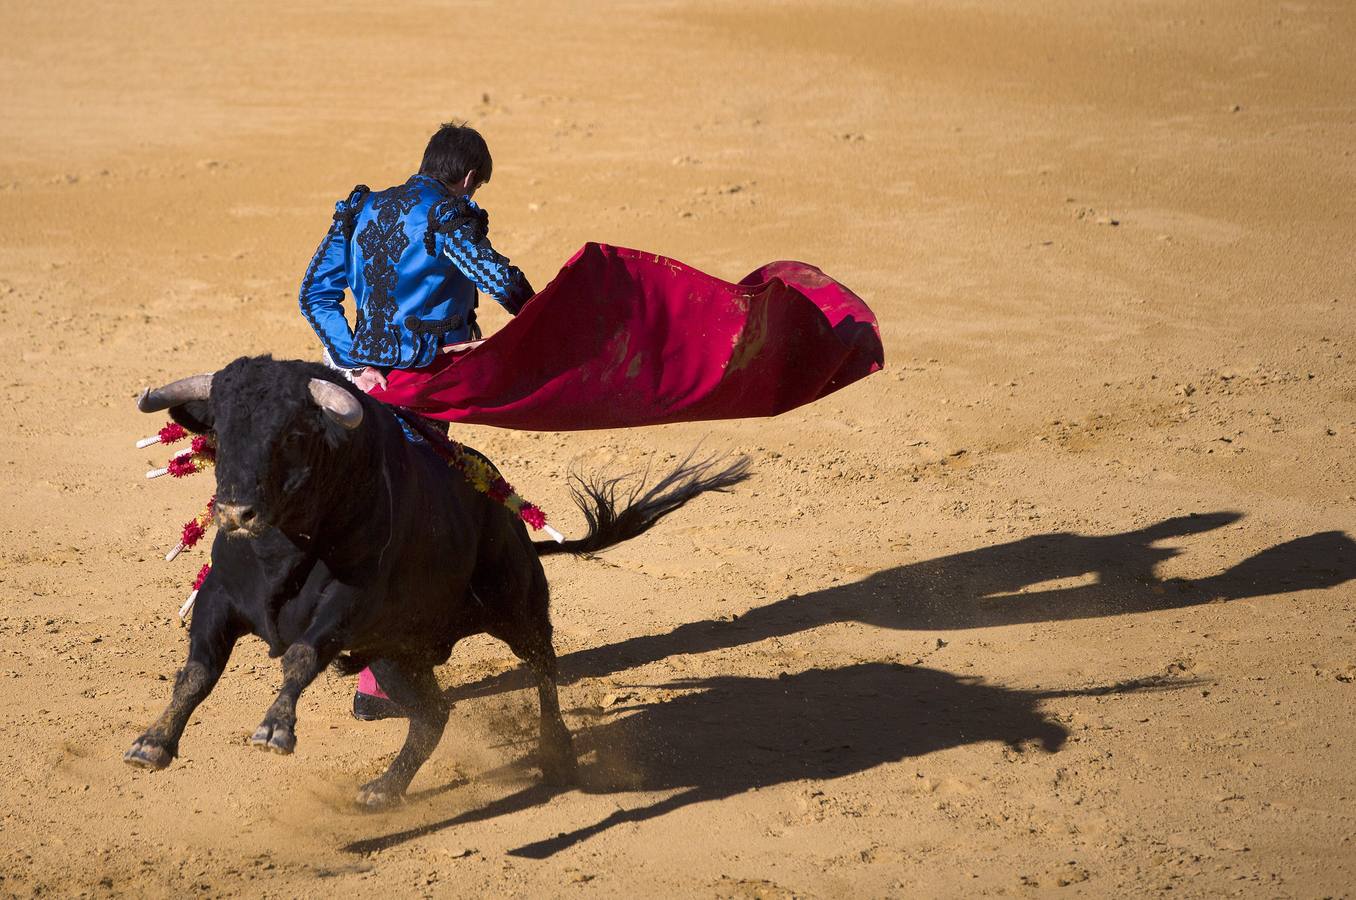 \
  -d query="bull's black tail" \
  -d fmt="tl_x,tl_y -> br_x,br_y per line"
535,451 -> 752,557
